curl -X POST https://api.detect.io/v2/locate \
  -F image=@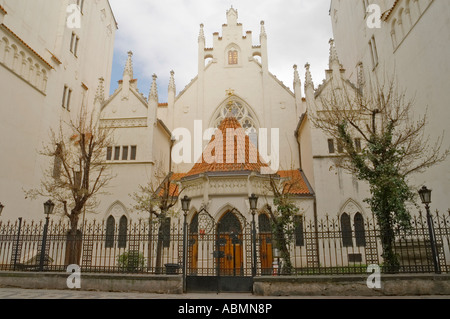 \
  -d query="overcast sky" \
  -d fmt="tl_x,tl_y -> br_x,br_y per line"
108,0 -> 334,102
